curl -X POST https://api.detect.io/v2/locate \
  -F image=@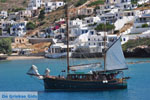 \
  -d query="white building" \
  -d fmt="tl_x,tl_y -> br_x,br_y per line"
0,11 -> 8,19
83,16 -> 101,25
10,21 -> 27,36
19,10 -> 32,18
45,1 -> 65,13
69,18 -> 83,28
121,33 -> 150,44
70,16 -> 100,37
8,12 -> 20,21
1,20 -> 15,36
73,30 -> 117,53
27,0 -> 42,10
77,7 -> 94,16
128,13 -> 150,34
